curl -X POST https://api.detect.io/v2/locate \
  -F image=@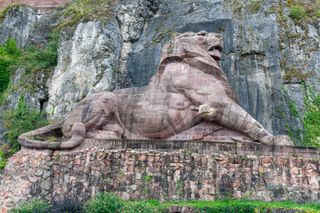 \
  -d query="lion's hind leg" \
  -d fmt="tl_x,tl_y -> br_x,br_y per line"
81,92 -> 125,139
63,92 -> 124,141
